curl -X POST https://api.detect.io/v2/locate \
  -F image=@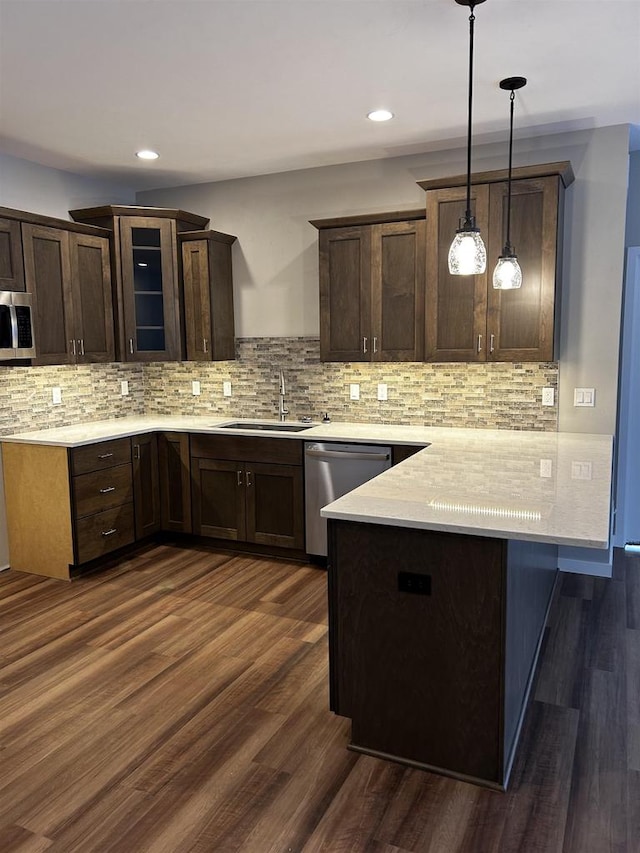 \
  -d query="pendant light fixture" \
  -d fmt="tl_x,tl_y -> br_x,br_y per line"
493,76 -> 527,289
448,0 -> 487,276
